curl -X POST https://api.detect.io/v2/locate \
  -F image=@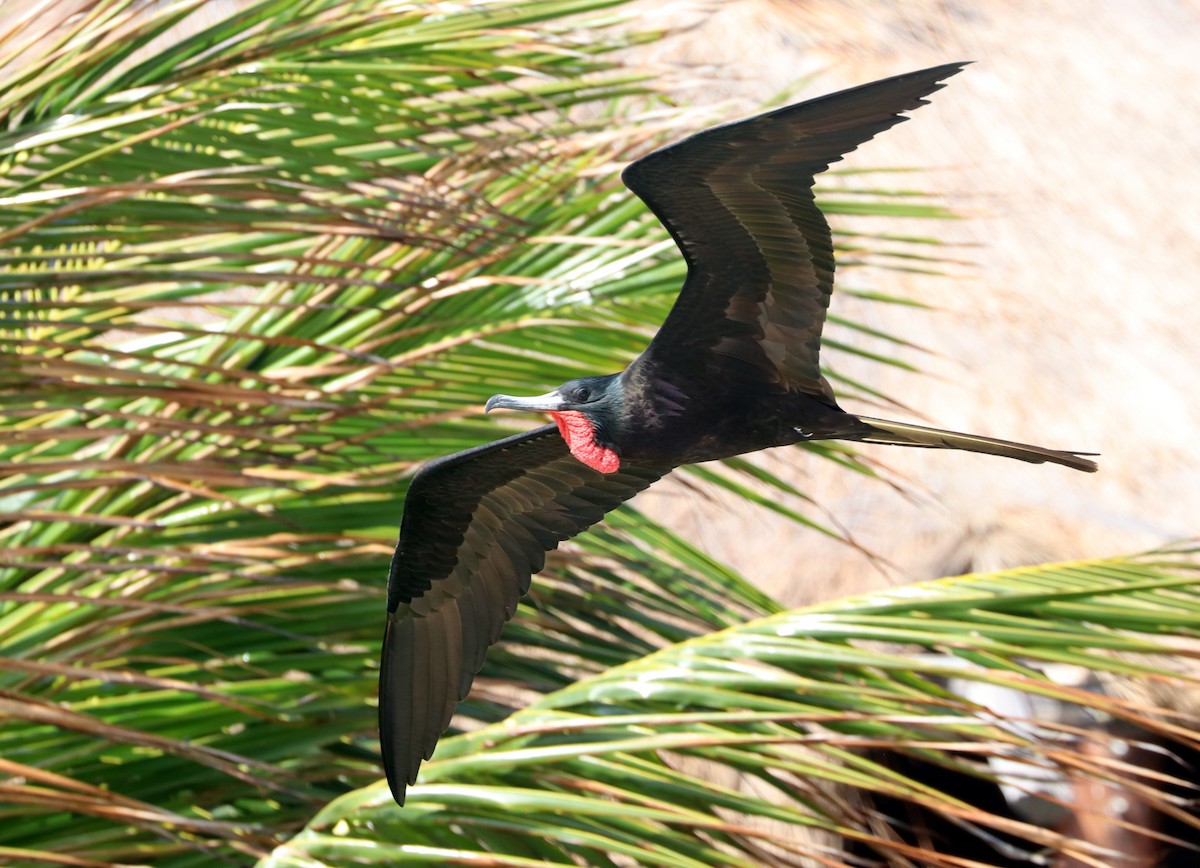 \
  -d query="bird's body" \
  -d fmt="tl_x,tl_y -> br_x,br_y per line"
607,372 -> 847,465
380,62 -> 1097,805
